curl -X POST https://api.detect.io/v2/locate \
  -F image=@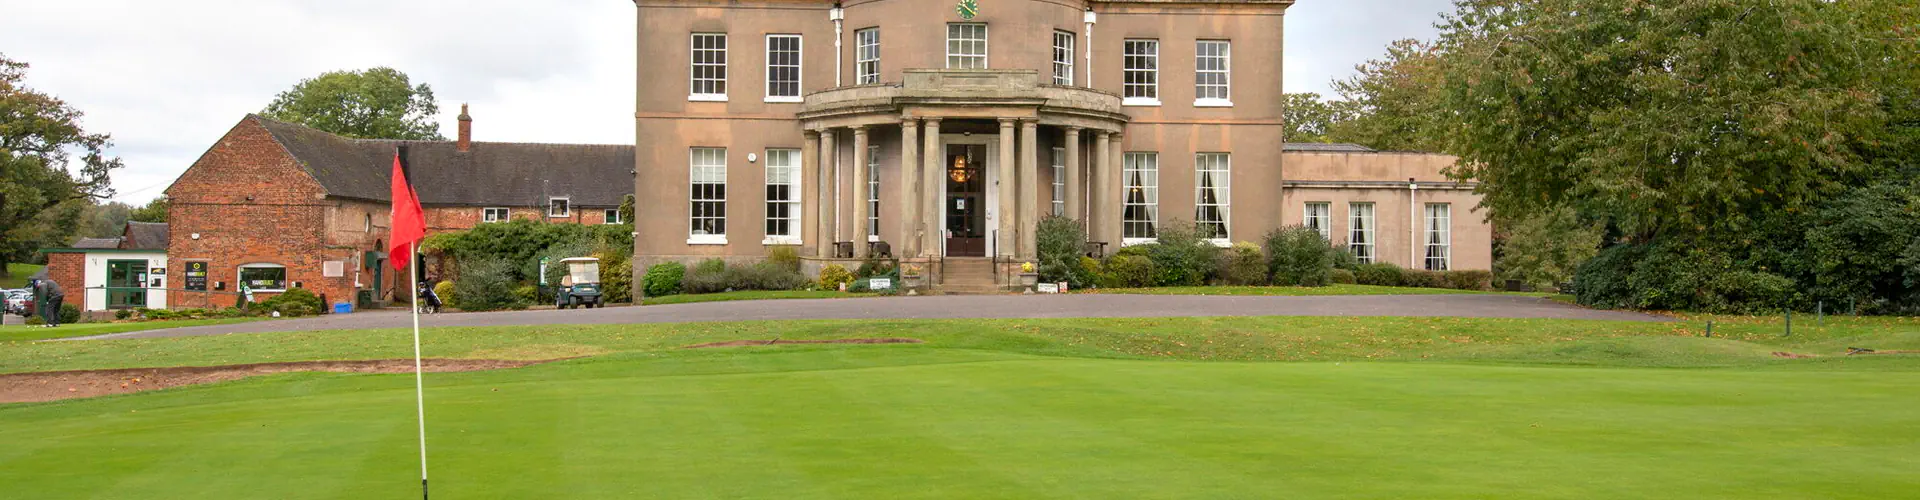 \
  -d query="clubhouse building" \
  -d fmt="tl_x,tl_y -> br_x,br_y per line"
631,0 -> 1490,284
